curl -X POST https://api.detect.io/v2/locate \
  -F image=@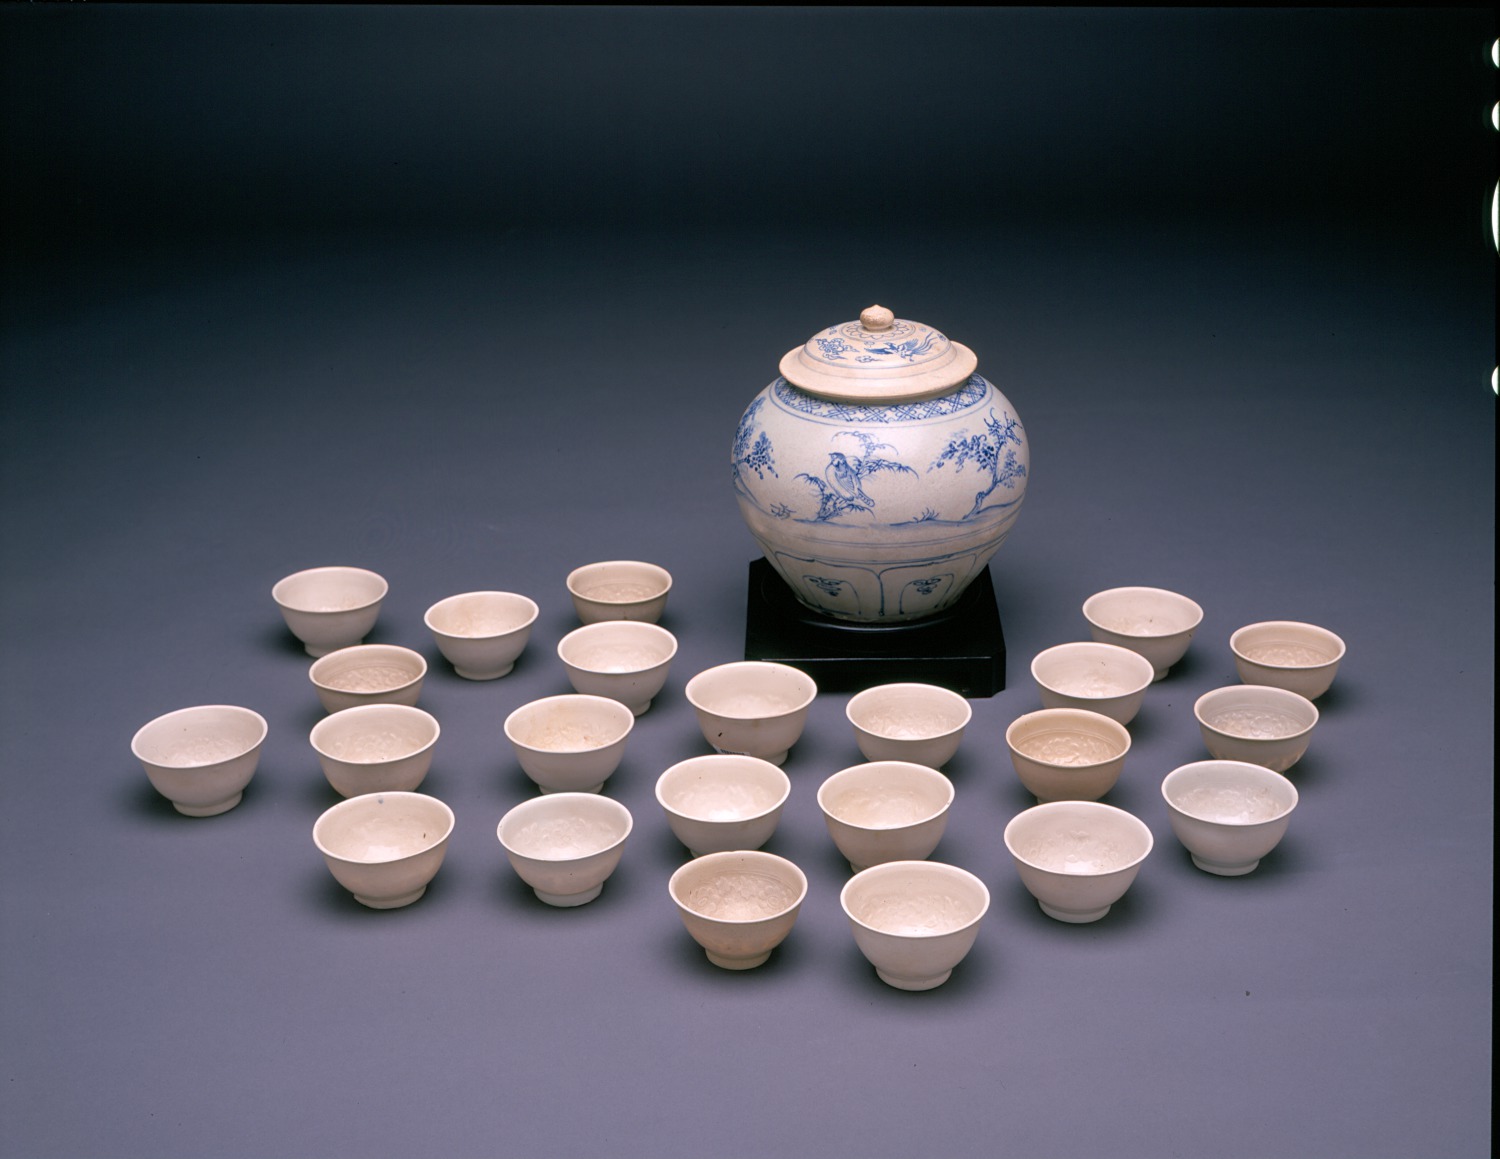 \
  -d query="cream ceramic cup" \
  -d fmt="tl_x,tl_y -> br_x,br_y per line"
308,644 -> 426,714
1030,641 -> 1154,725
557,621 -> 678,716
497,793 -> 633,907
1230,620 -> 1346,700
845,683 -> 971,768
1003,801 -> 1153,923
273,566 -> 387,657
309,704 -> 440,797
313,791 -> 455,909
423,591 -> 539,680
668,850 -> 808,970
655,754 -> 791,857
132,705 -> 268,817
1004,708 -> 1131,802
1161,760 -> 1299,876
684,661 -> 817,766
1082,586 -> 1204,681
566,561 -> 672,624
503,694 -> 634,793
816,761 -> 955,873
1193,685 -> 1319,773
840,861 -> 990,991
